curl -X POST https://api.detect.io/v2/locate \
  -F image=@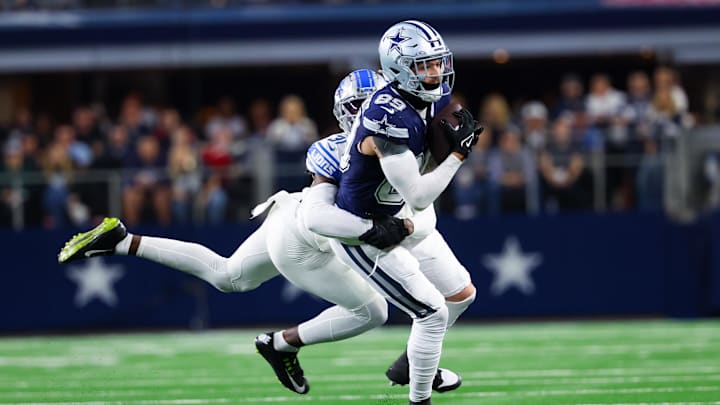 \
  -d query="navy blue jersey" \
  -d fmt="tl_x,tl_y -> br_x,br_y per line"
335,84 -> 451,218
